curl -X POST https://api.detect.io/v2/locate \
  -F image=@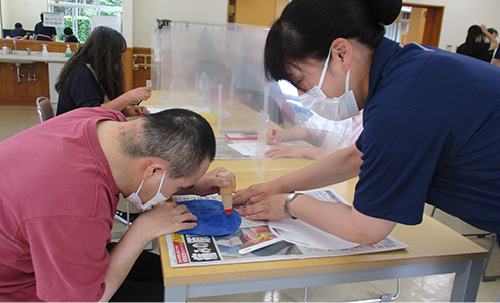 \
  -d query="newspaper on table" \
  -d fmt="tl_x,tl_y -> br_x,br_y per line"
166,188 -> 409,267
